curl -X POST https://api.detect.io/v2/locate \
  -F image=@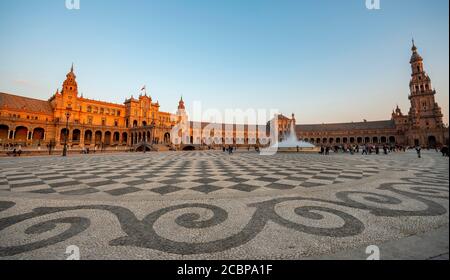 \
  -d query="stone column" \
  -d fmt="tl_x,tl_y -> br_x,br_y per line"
80,129 -> 85,148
